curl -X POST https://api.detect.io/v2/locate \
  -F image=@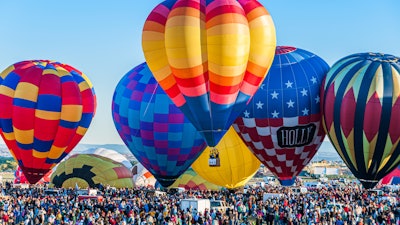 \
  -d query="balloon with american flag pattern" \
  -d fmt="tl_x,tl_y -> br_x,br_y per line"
234,46 -> 329,186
